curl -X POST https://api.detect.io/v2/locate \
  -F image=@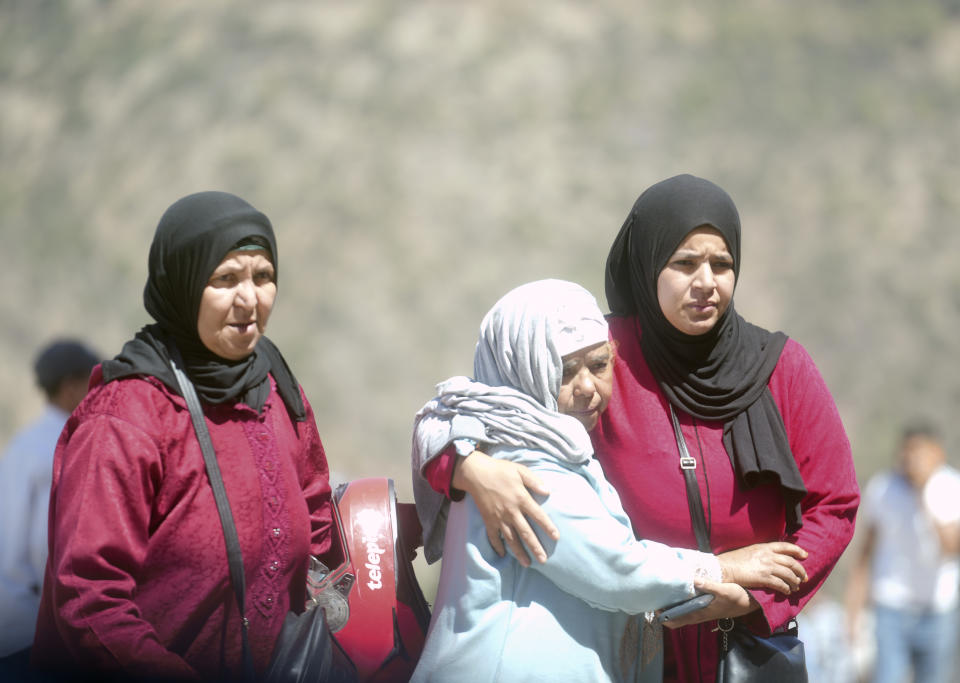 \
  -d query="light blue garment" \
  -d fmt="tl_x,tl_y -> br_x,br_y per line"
0,404 -> 68,656
412,445 -> 714,683
872,605 -> 959,683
